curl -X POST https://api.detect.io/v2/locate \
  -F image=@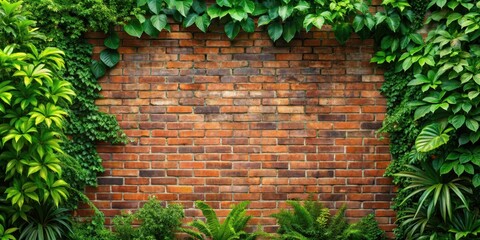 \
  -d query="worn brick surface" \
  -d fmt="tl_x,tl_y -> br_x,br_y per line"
84,18 -> 395,237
